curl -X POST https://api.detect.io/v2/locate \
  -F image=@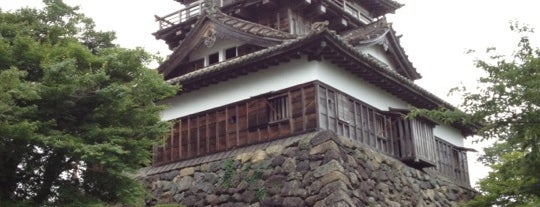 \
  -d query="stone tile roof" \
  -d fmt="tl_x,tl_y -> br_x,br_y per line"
166,28 -> 455,111
341,18 -> 391,45
165,31 -> 313,84
341,18 -> 421,80
210,10 -> 296,40
158,8 -> 296,77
